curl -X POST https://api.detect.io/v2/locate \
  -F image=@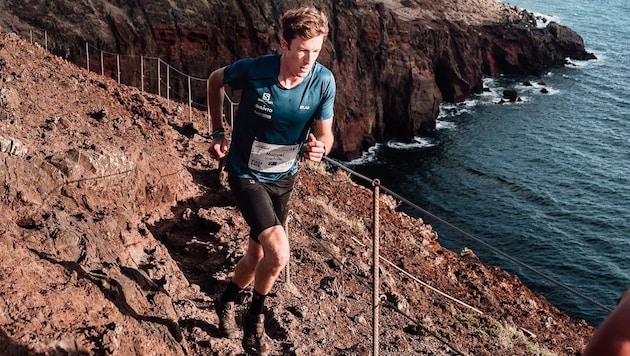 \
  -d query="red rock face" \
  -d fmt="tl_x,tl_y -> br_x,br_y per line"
0,0 -> 594,161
